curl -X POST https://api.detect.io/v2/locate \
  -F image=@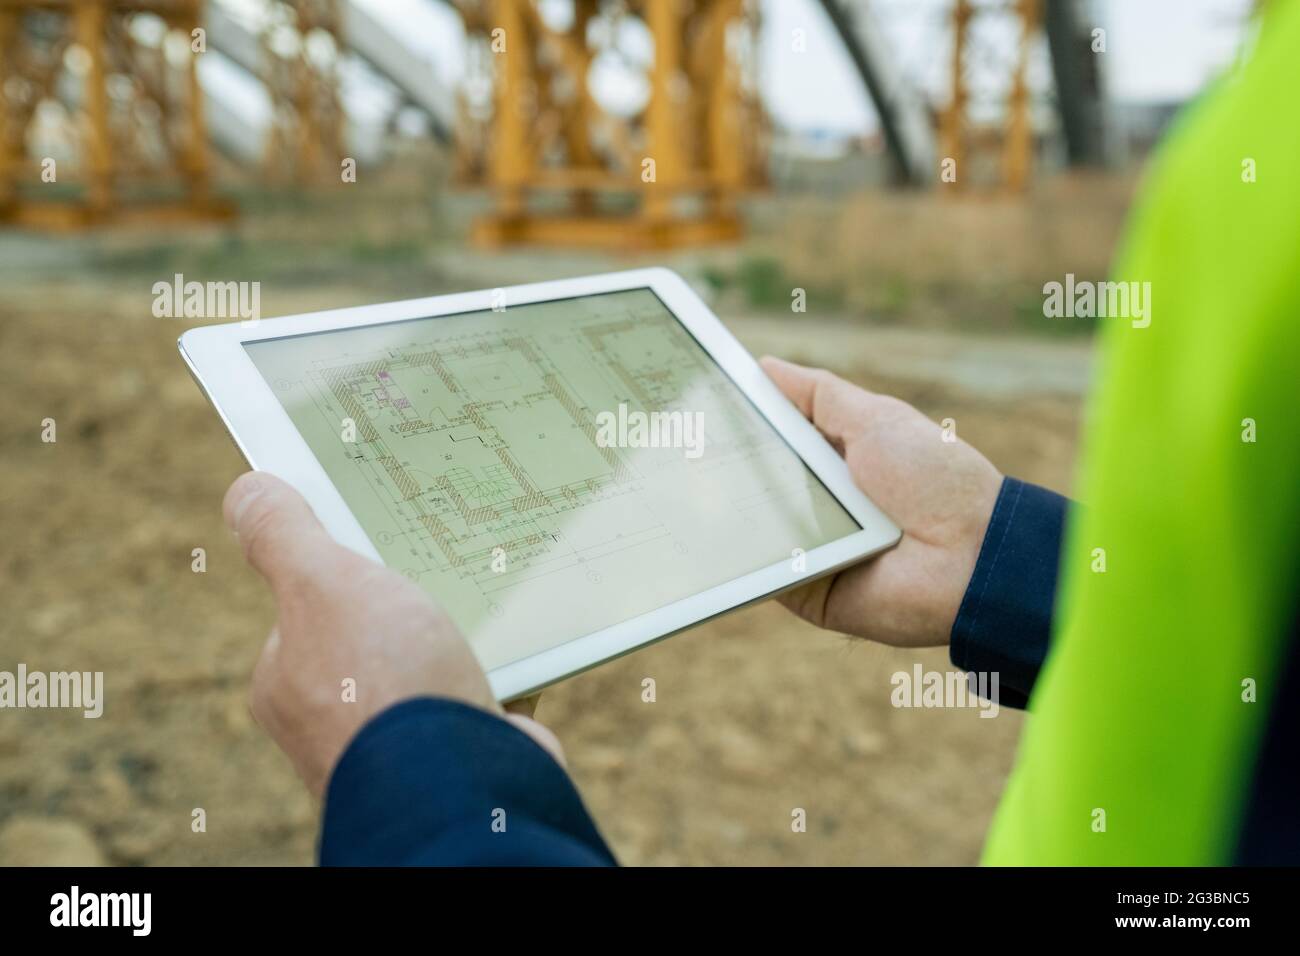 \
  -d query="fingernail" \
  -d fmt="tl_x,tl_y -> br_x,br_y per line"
225,474 -> 264,535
